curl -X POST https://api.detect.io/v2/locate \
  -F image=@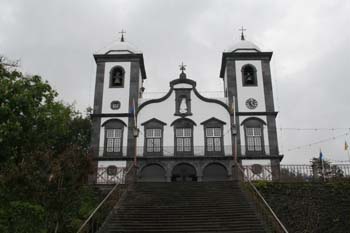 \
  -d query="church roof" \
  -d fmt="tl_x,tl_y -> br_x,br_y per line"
227,39 -> 261,53
96,40 -> 141,55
